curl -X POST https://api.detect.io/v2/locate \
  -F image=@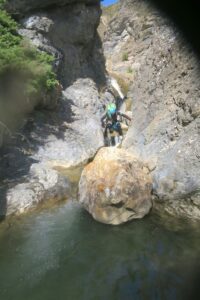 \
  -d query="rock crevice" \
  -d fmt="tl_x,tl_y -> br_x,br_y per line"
101,0 -> 200,219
